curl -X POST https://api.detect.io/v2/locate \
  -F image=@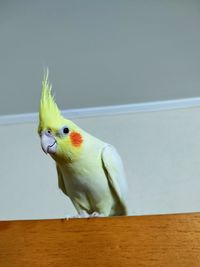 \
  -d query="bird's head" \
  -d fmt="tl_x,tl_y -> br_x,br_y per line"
38,73 -> 84,163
